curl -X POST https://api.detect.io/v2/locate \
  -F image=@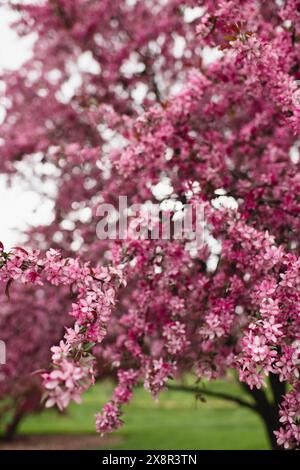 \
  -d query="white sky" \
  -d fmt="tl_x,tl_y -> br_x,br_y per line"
0,6 -> 42,249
